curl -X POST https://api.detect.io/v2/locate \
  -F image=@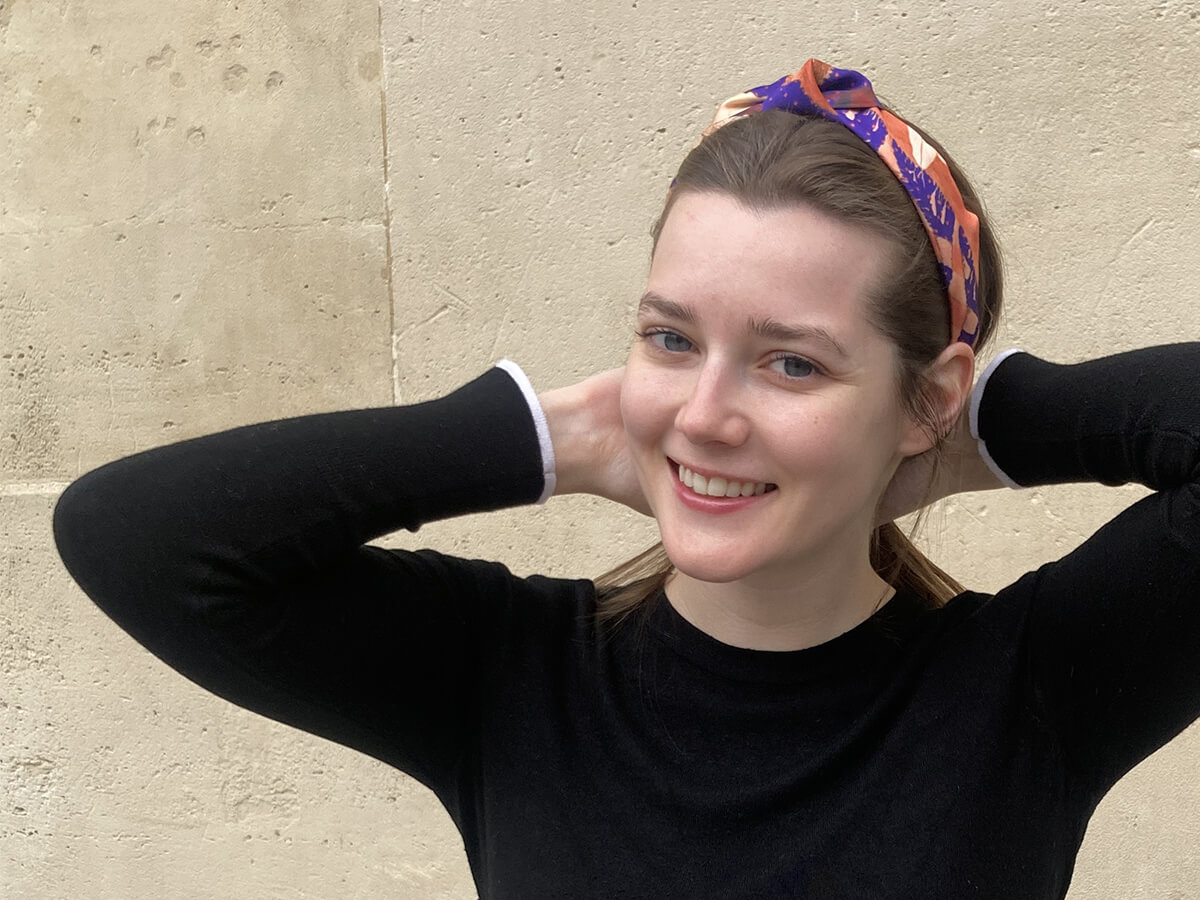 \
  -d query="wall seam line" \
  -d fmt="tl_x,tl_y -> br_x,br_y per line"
0,482 -> 71,497
378,1 -> 398,406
